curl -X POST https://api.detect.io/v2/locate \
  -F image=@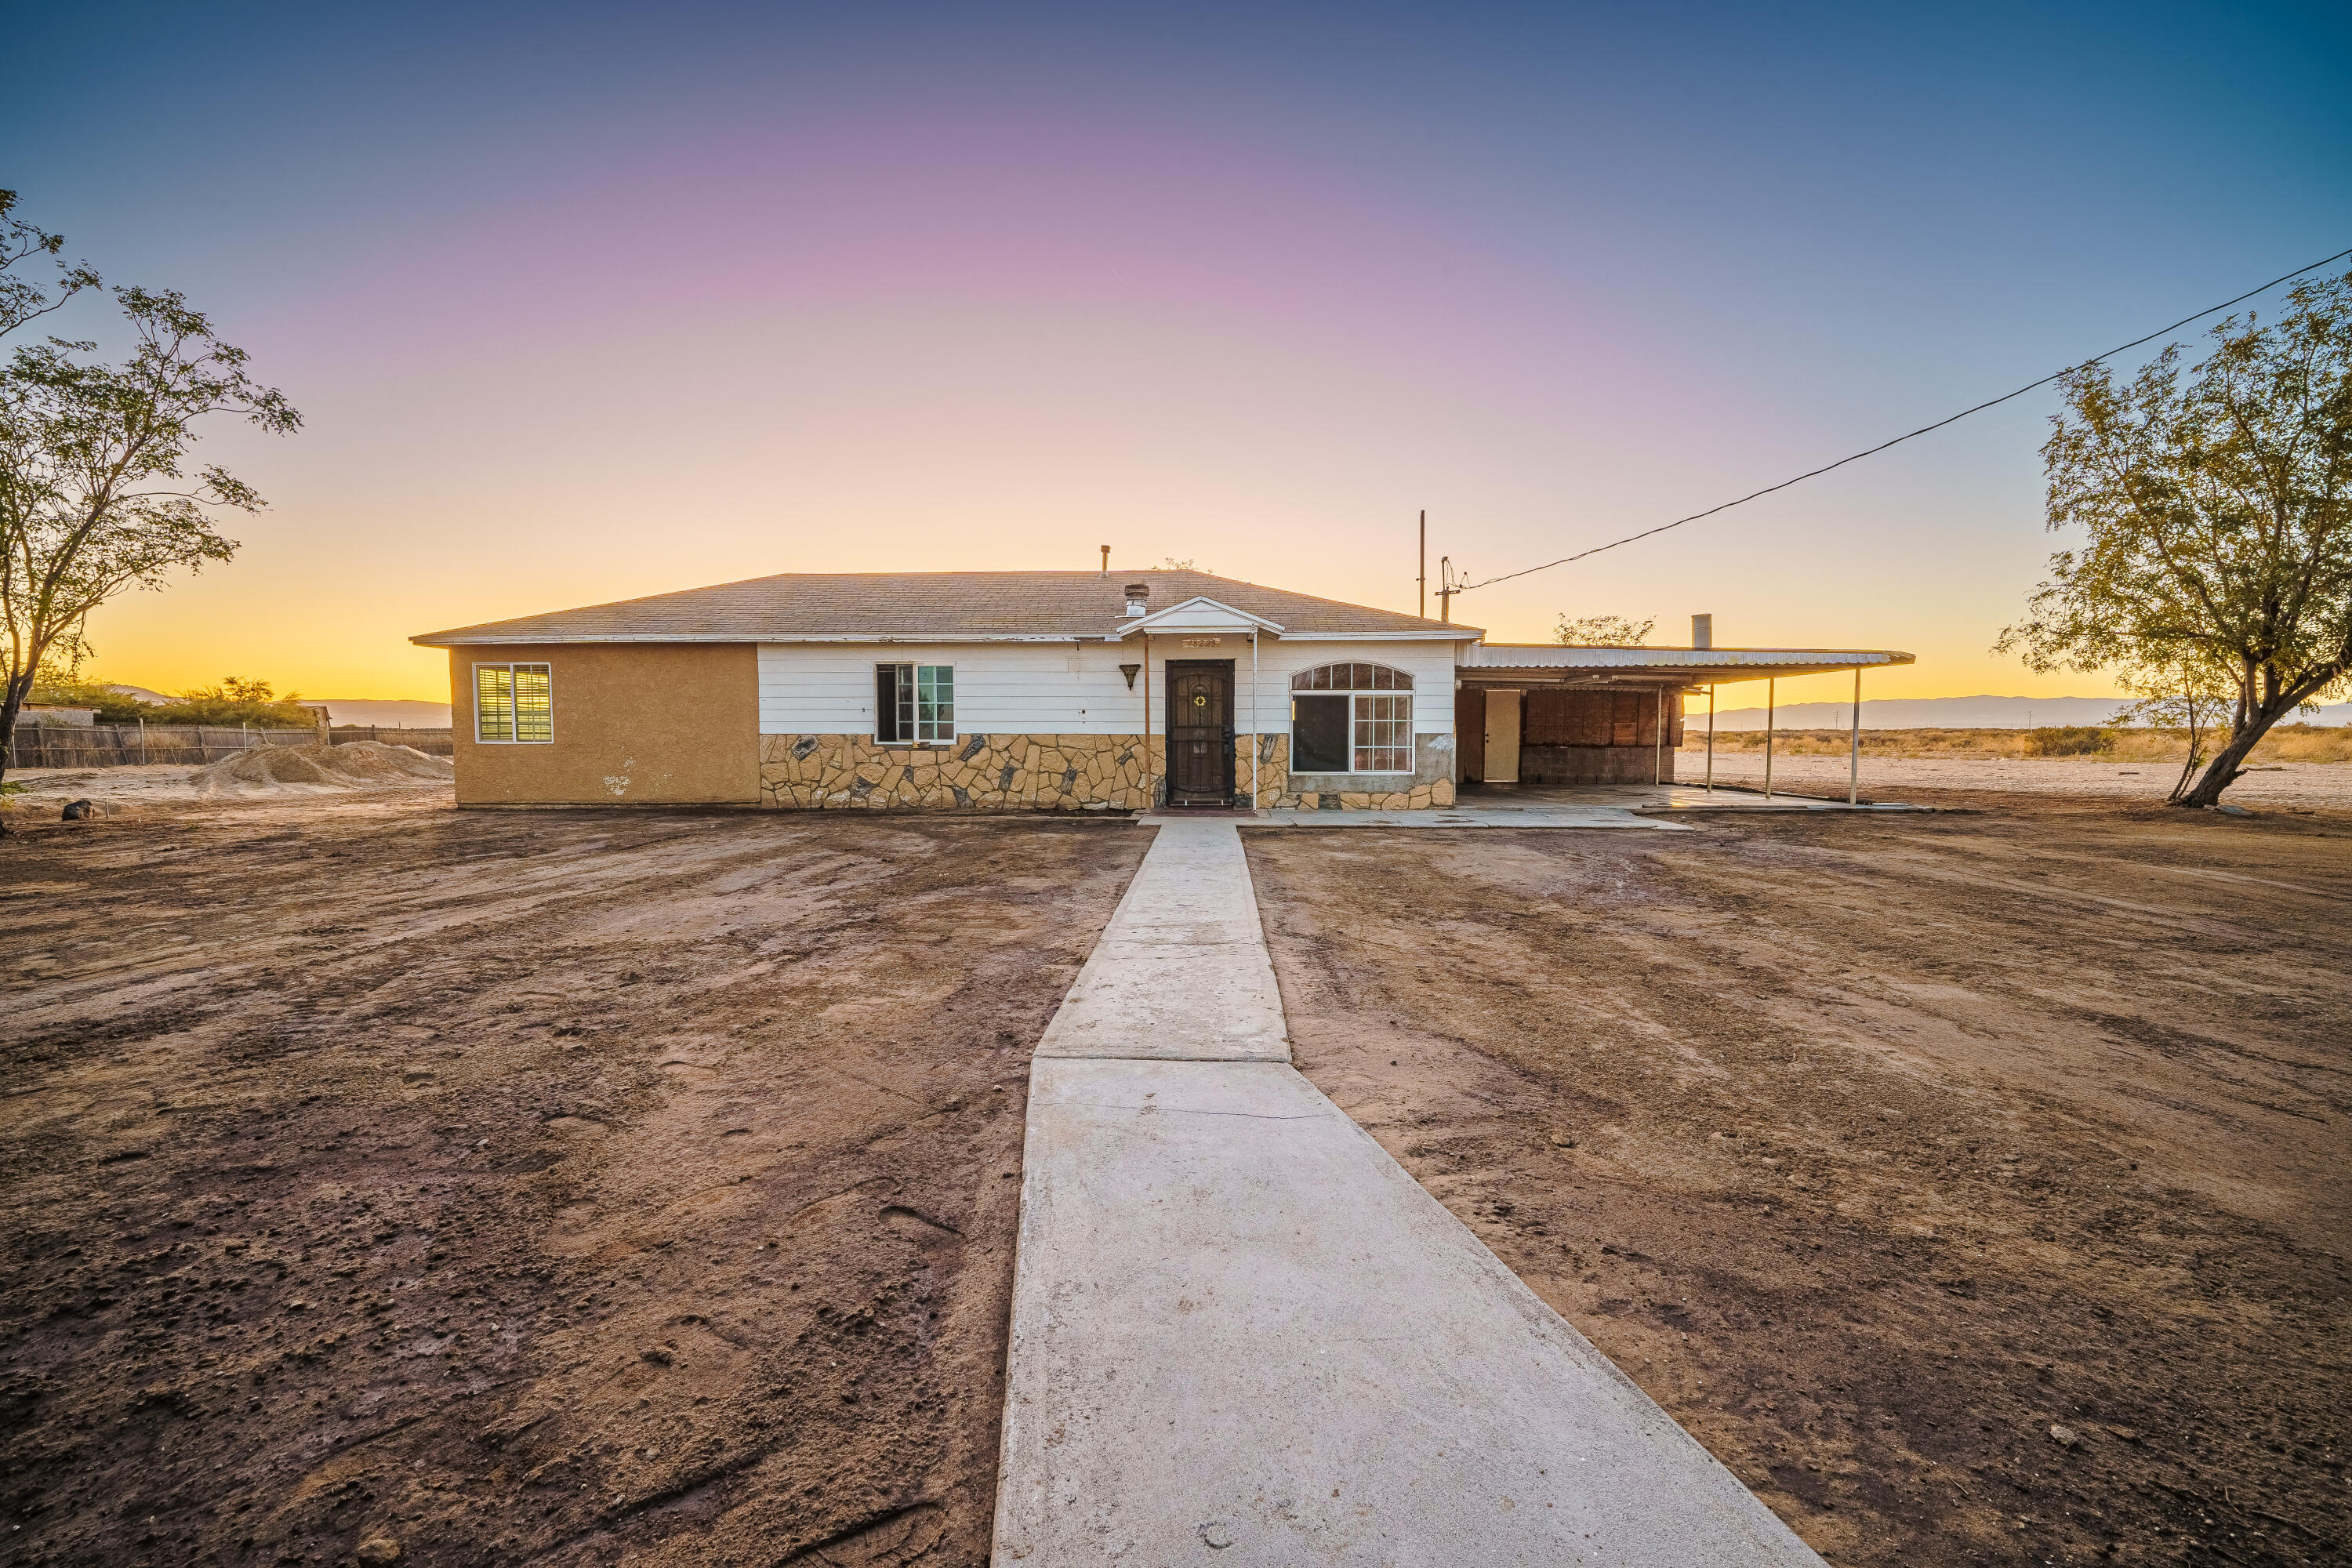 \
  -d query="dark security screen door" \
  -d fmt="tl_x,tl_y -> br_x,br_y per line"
1291,694 -> 1348,772
1167,662 -> 1233,803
